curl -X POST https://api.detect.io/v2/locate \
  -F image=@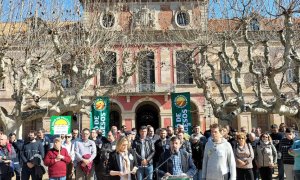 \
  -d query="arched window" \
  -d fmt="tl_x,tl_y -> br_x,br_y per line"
100,51 -> 117,86
176,50 -> 193,84
138,51 -> 155,92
